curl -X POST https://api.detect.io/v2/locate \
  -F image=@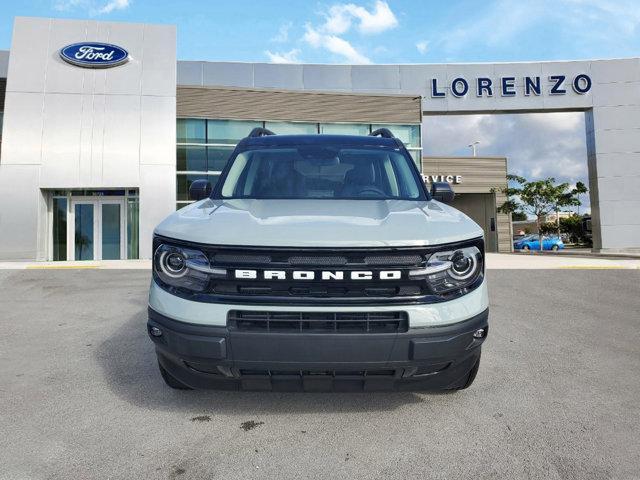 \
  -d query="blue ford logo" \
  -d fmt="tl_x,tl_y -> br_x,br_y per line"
59,42 -> 129,68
